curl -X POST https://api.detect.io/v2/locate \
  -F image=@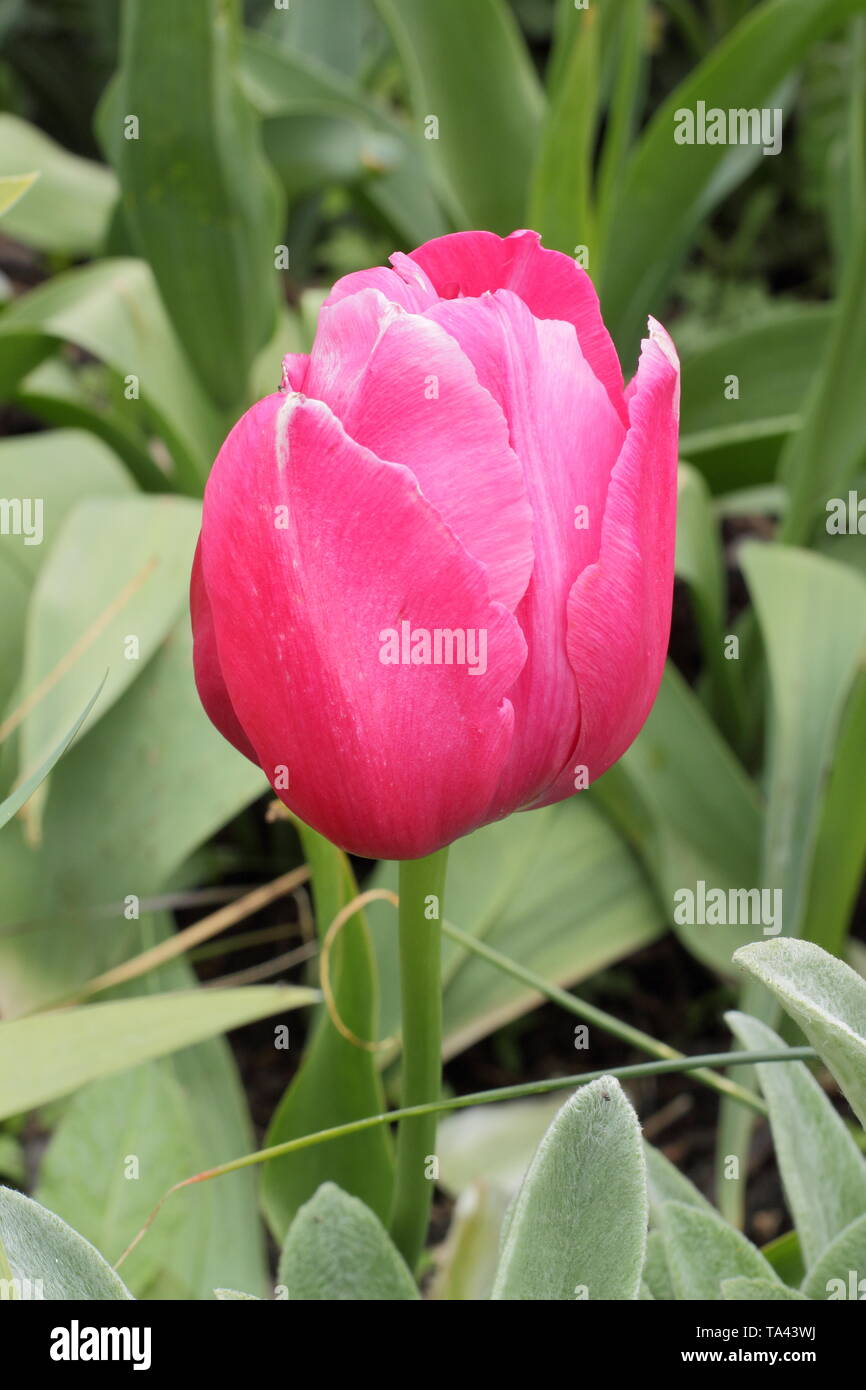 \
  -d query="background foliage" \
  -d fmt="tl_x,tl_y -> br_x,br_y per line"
0,0 -> 865,1300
